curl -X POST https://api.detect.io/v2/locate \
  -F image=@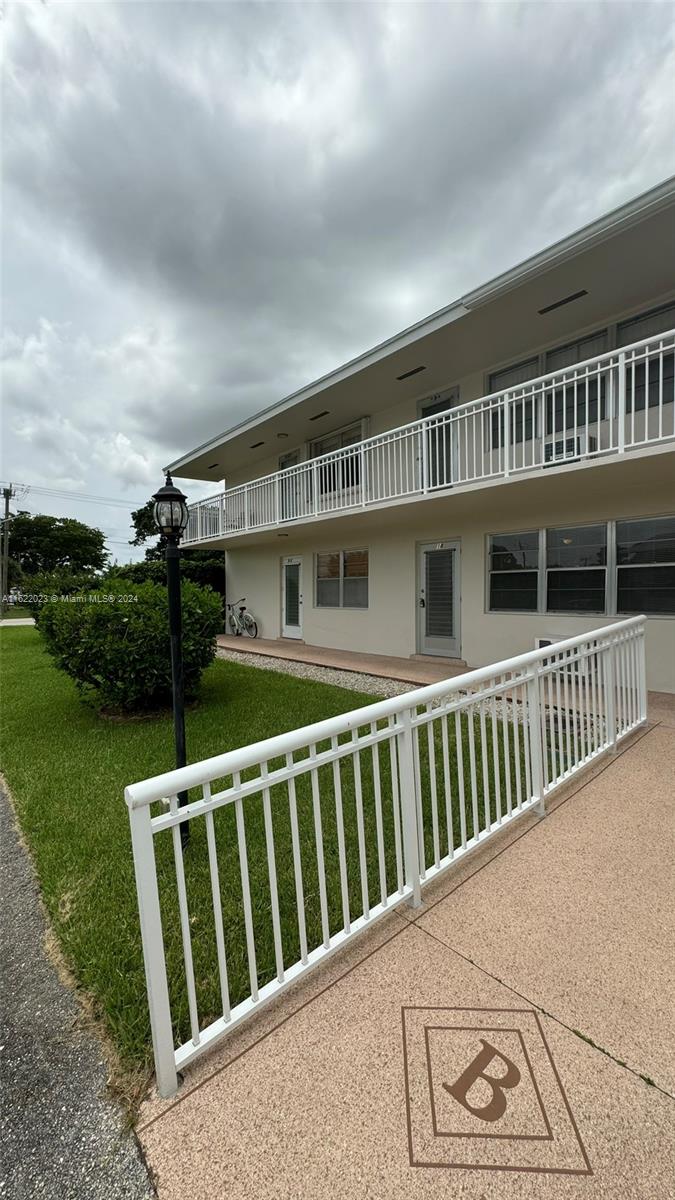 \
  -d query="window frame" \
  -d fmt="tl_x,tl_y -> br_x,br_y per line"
486,529 -> 541,613
544,523 -> 608,616
485,516 -> 675,619
314,548 -> 369,610
615,515 -> 675,616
